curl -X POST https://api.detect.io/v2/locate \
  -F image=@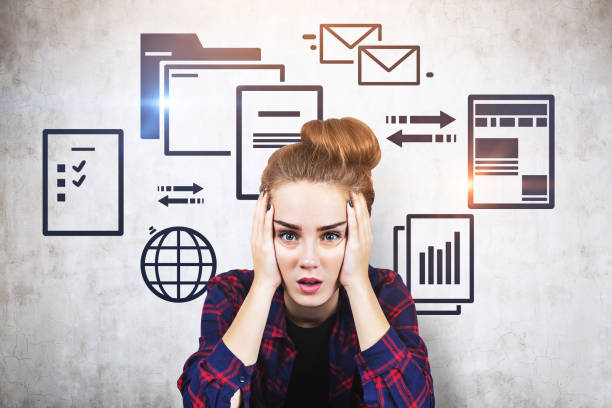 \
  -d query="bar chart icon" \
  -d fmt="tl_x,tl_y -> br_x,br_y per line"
393,214 -> 474,315
419,231 -> 461,285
